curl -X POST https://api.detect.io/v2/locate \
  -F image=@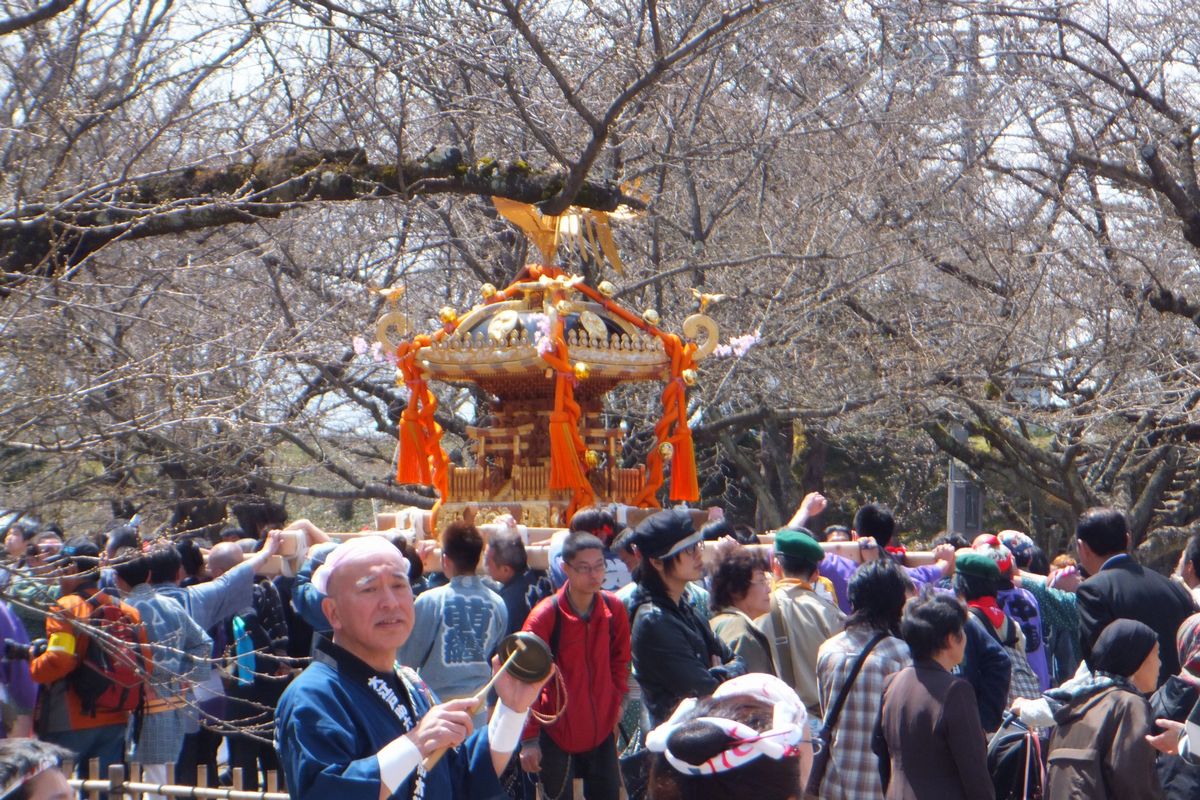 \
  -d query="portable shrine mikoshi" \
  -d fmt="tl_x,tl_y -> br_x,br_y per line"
375,198 -> 721,534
